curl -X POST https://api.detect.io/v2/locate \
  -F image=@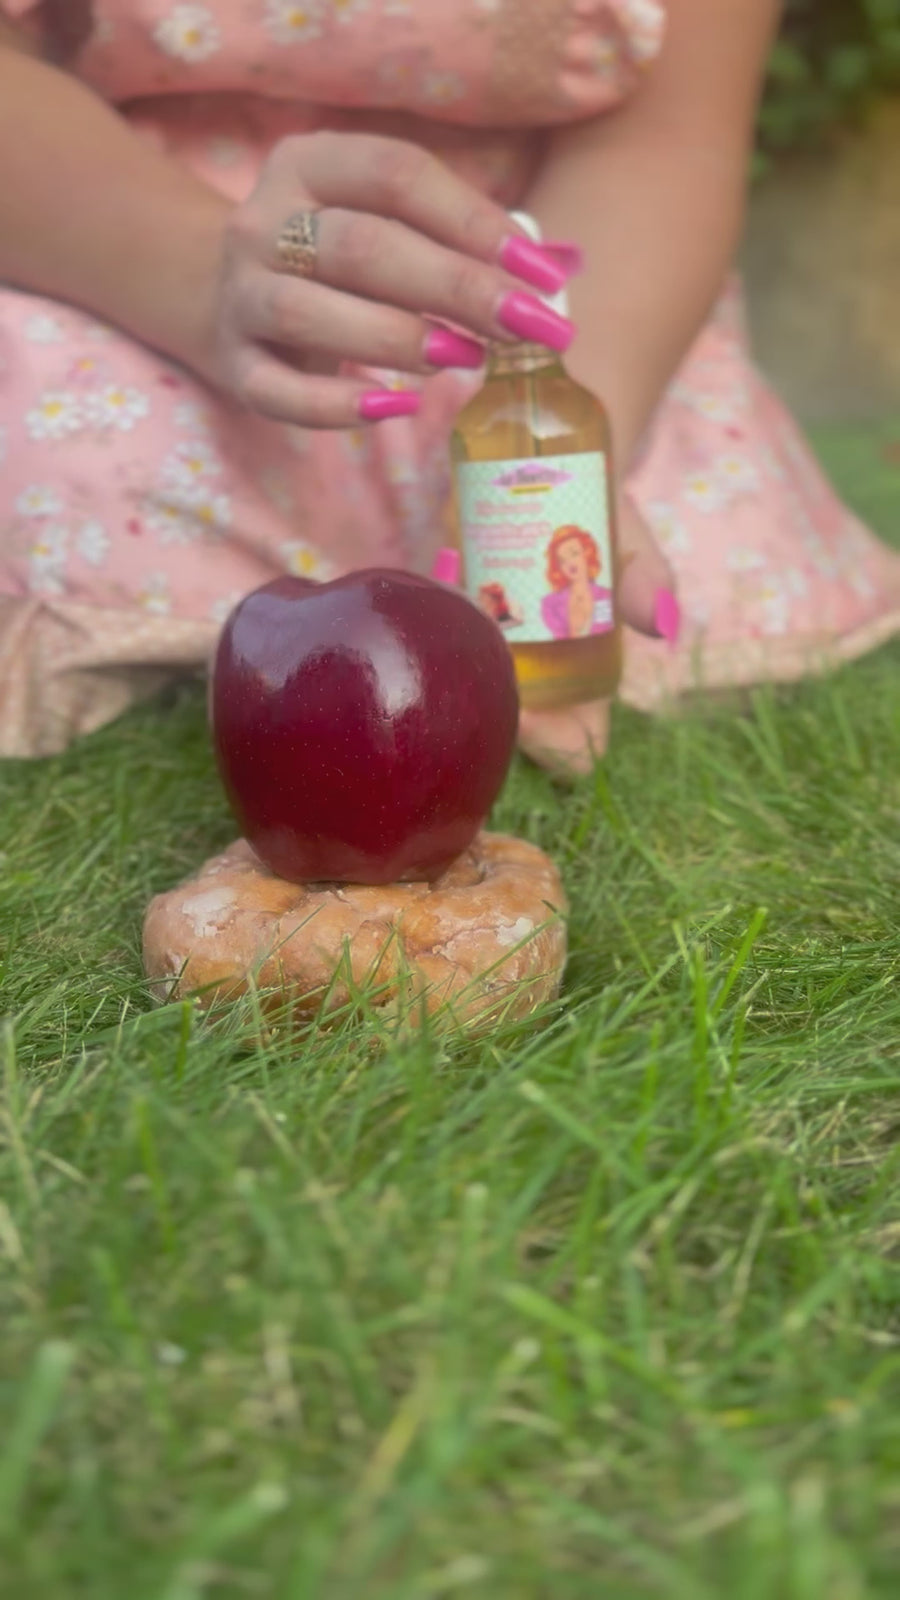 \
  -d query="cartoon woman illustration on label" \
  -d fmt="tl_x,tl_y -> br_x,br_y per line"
540,525 -> 614,640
